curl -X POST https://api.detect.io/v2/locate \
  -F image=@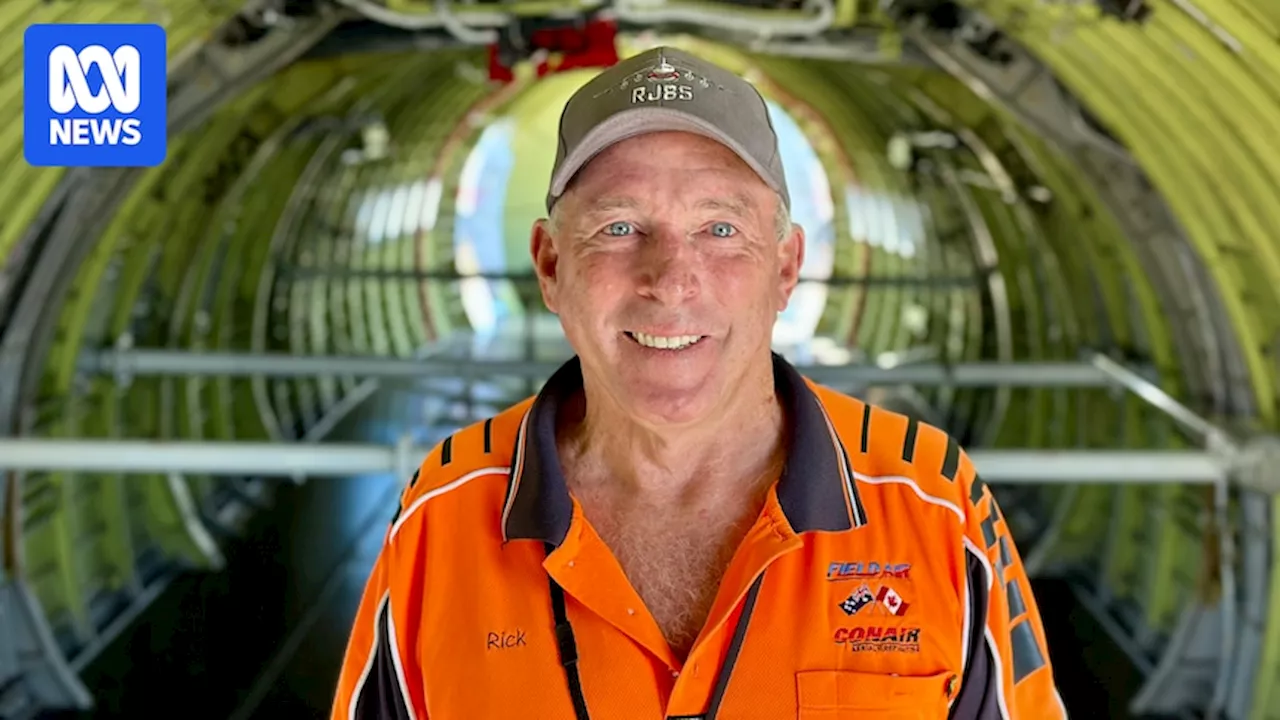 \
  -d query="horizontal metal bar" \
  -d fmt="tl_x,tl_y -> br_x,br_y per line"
0,440 -> 395,477
279,266 -> 990,287
0,439 -> 1227,484
966,450 -> 1227,484
83,349 -> 1118,387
